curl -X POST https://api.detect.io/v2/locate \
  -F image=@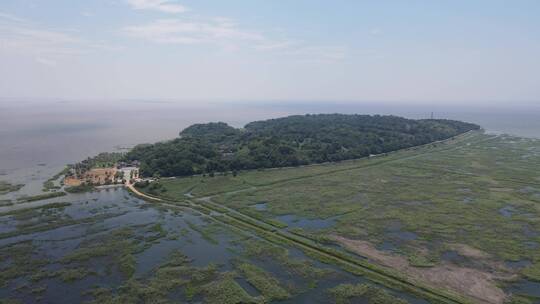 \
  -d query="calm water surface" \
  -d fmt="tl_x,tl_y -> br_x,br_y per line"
0,100 -> 538,197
